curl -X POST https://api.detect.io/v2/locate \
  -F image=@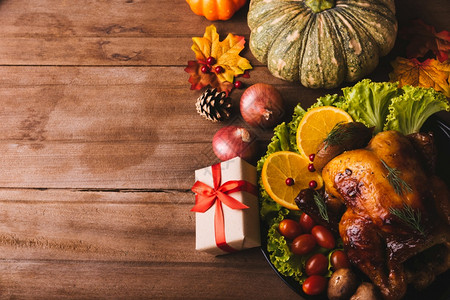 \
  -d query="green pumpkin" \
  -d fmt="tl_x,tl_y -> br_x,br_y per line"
248,0 -> 397,88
